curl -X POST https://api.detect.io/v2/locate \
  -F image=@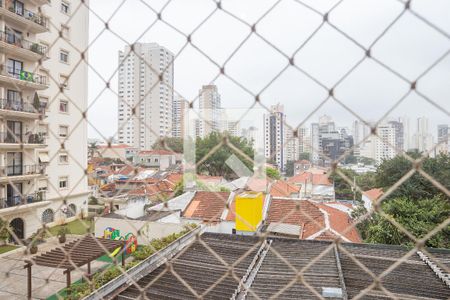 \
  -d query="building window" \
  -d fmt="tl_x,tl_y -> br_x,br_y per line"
59,75 -> 69,89
59,153 -> 69,164
59,125 -> 68,138
42,209 -> 54,224
61,25 -> 70,39
59,100 -> 68,113
61,1 -> 70,14
59,50 -> 69,63
59,176 -> 68,189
